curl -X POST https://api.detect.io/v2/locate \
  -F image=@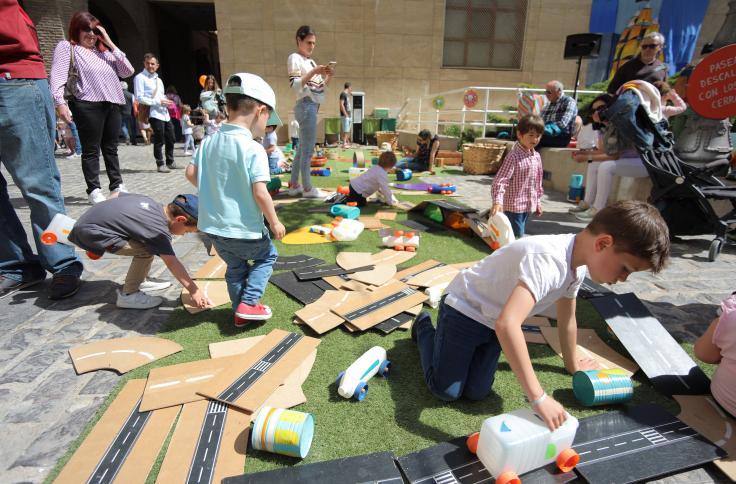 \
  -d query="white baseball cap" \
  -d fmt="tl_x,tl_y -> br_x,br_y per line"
223,73 -> 276,110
